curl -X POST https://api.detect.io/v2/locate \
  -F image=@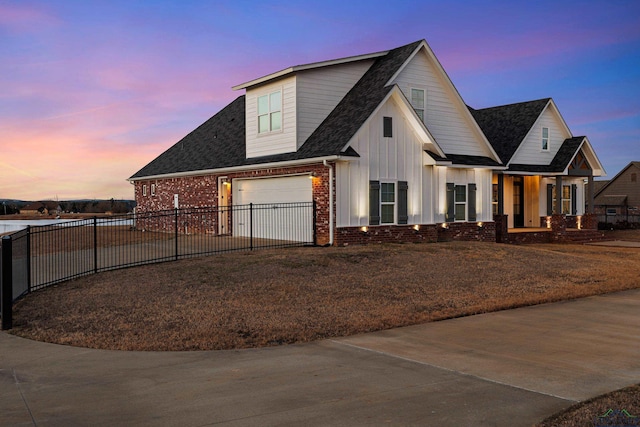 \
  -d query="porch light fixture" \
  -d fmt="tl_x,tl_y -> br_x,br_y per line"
309,171 -> 318,179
